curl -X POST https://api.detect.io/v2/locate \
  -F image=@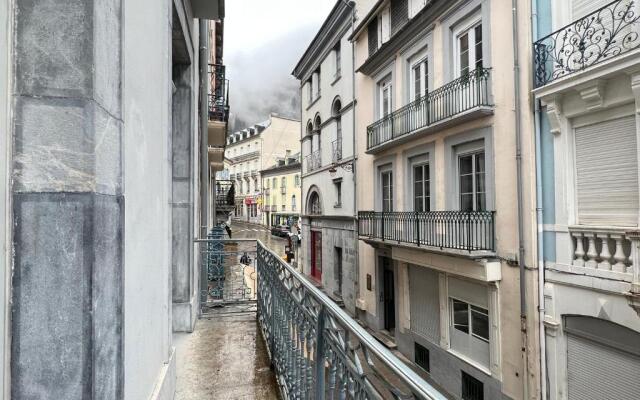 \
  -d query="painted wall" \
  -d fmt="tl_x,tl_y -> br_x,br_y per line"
123,0 -> 177,398
0,1 -> 10,397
